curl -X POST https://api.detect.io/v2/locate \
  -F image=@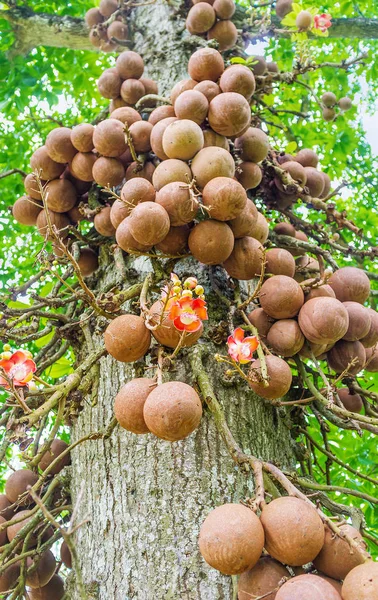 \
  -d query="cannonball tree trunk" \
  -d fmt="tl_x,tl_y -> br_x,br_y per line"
68,4 -> 296,599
